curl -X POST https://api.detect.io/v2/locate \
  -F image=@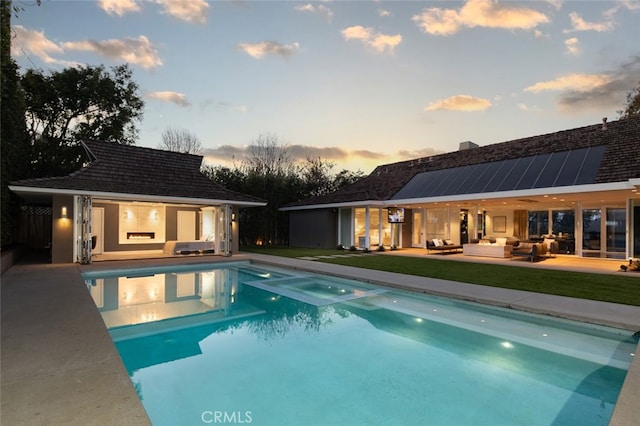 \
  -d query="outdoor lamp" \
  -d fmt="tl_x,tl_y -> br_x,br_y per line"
61,206 -> 68,219
232,212 -> 236,222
